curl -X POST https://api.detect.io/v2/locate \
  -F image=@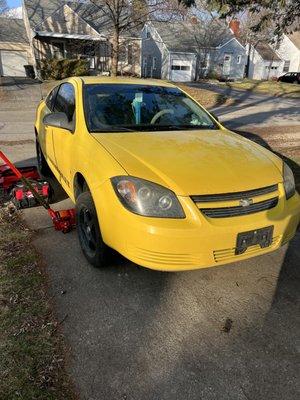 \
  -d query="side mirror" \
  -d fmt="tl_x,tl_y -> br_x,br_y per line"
210,112 -> 219,122
43,112 -> 74,131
